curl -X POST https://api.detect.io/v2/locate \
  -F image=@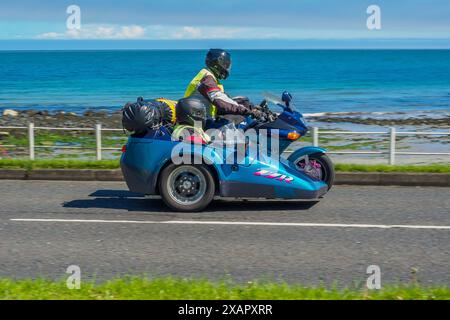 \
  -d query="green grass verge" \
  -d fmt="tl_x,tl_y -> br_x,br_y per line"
334,163 -> 450,173
1,277 -> 449,300
0,159 -> 120,170
1,131 -> 126,149
0,159 -> 449,173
